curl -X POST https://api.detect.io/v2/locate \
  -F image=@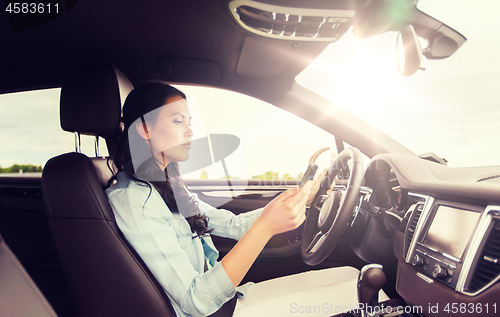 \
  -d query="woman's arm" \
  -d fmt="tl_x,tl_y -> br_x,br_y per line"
195,197 -> 264,241
196,168 -> 326,240
221,184 -> 310,287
